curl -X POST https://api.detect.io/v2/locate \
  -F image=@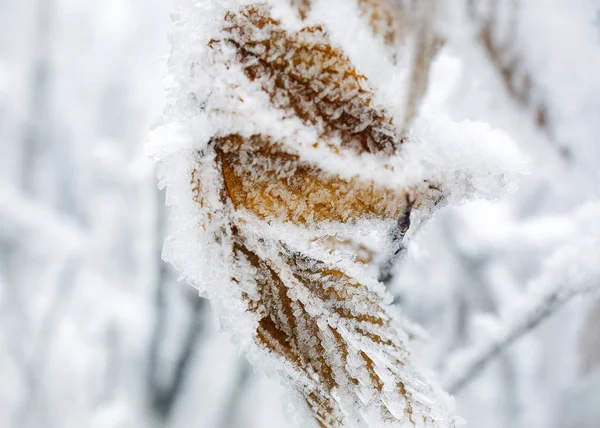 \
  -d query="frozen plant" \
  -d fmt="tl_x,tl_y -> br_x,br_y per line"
149,0 -> 600,427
